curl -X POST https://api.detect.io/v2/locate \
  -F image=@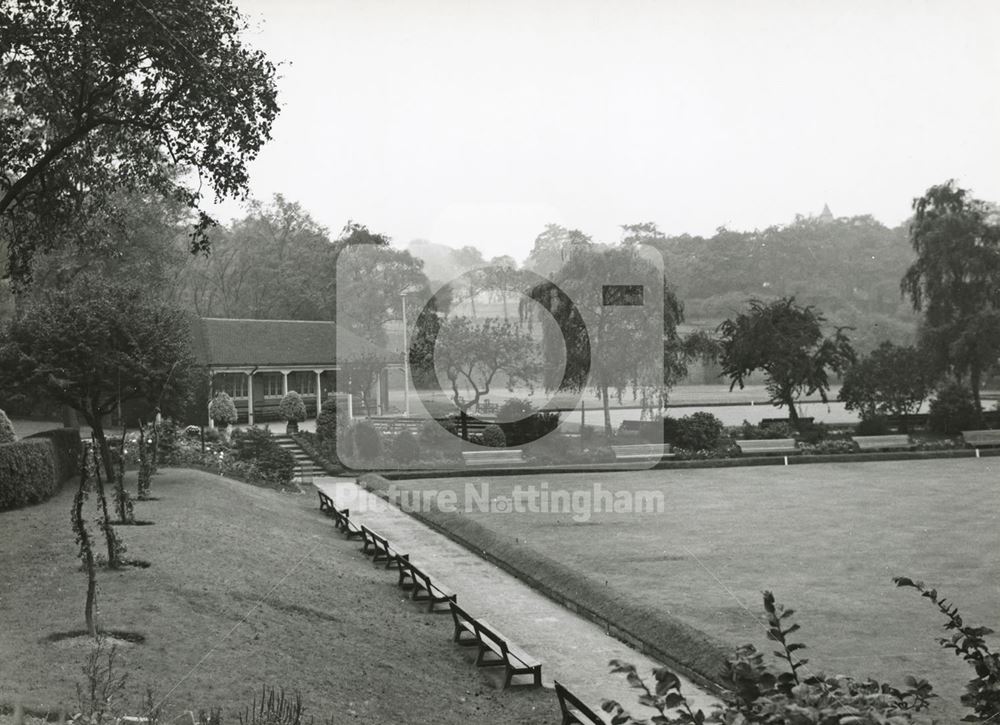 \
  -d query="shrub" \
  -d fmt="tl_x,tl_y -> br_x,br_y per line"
230,427 -> 294,486
279,391 -> 307,423
496,399 -> 560,445
157,418 -> 179,461
391,430 -> 421,463
25,427 -> 82,483
928,380 -> 979,434
0,439 -> 58,510
604,590 -> 937,725
856,415 -> 891,436
480,424 -> 506,447
208,392 -> 238,427
795,420 -> 828,445
315,401 -> 345,443
672,412 -> 724,450
351,420 -> 383,461
738,420 -> 795,440
0,409 -> 16,443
